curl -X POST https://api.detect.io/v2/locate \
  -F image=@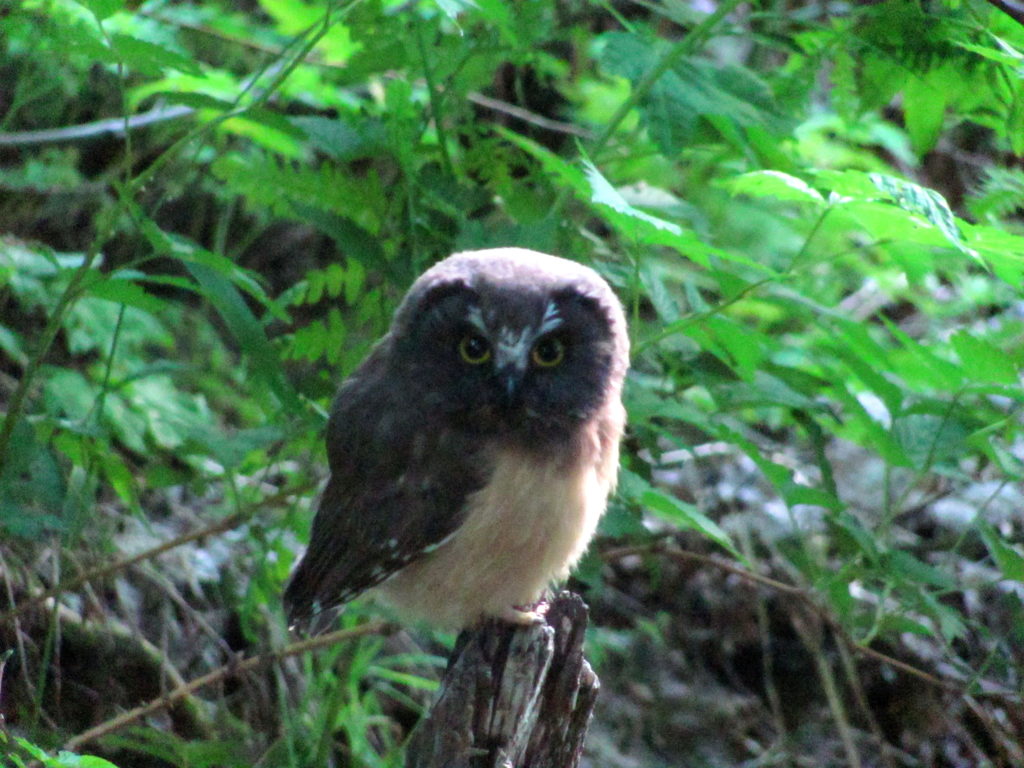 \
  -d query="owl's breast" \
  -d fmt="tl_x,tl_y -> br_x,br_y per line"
373,407 -> 624,628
